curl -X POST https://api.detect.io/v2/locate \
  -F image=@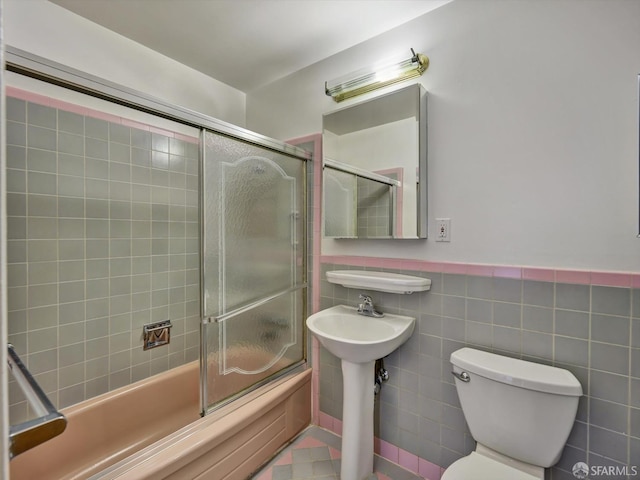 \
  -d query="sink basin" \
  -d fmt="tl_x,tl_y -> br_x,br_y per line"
307,305 -> 416,479
306,305 -> 415,363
